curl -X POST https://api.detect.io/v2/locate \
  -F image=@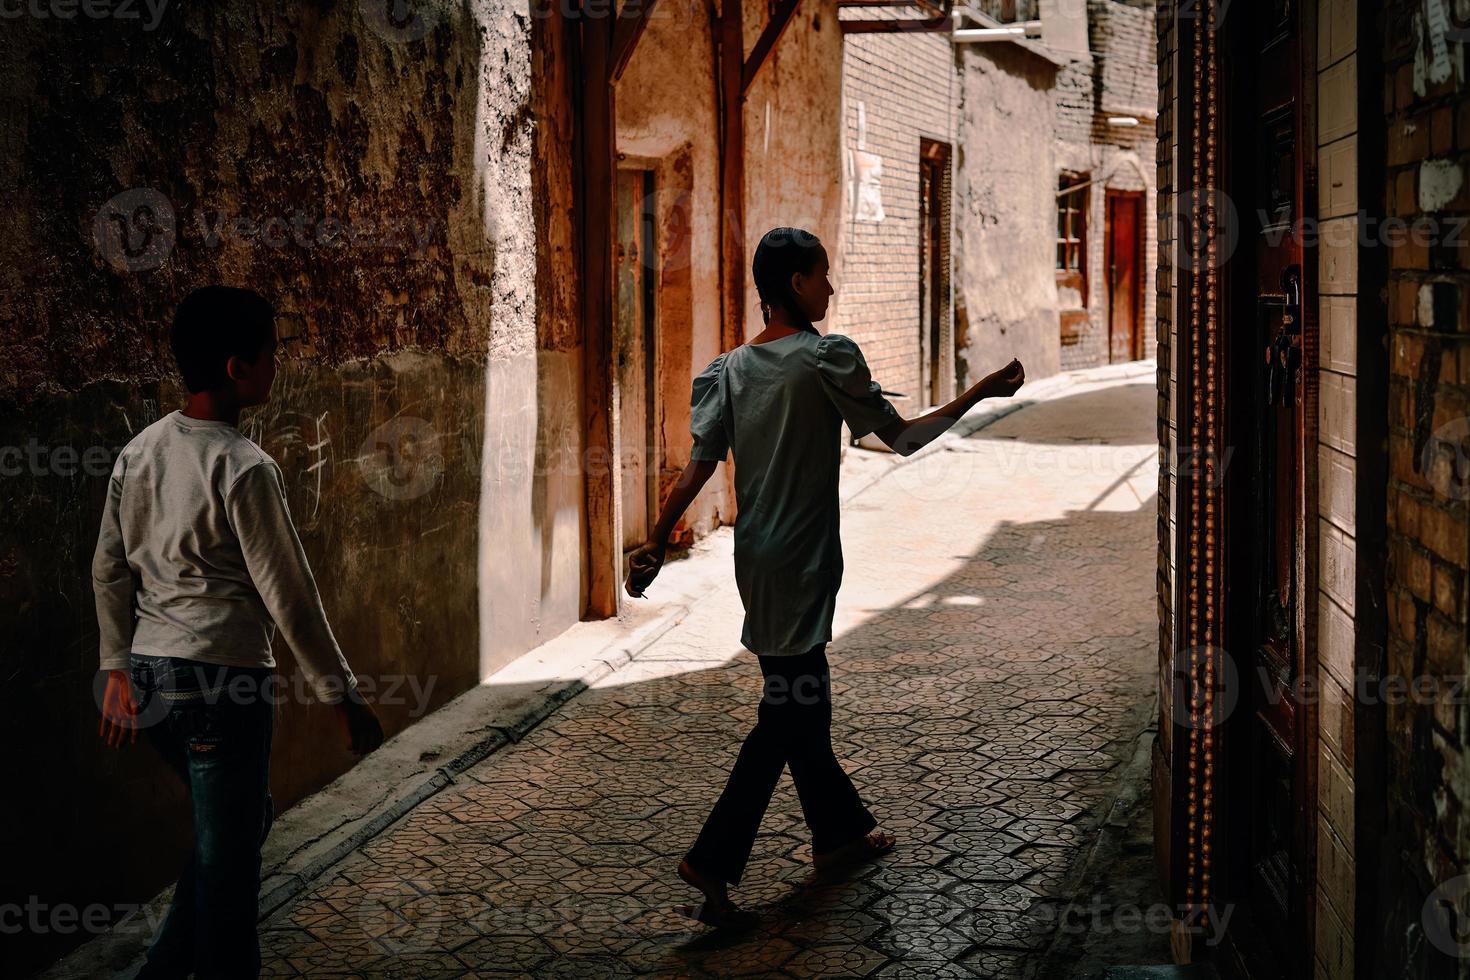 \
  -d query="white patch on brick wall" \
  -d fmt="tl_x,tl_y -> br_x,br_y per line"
854,149 -> 885,222
1418,283 -> 1438,327
1414,0 -> 1465,96
1418,158 -> 1464,211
